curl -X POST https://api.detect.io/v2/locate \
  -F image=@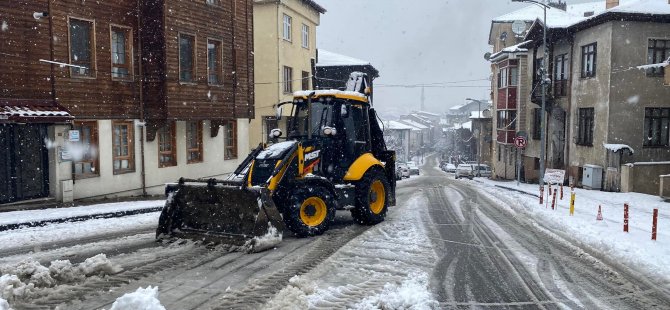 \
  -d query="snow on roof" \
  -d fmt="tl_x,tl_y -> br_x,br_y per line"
414,110 -> 440,117
293,89 -> 366,99
604,143 -> 634,154
470,111 -> 492,119
316,49 -> 371,67
490,40 -> 532,60
493,2 -> 602,26
449,104 -> 465,111
381,120 -> 414,131
439,119 -> 449,125
455,121 -> 472,130
608,0 -> 670,14
636,58 -> 670,70
398,119 -> 429,130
